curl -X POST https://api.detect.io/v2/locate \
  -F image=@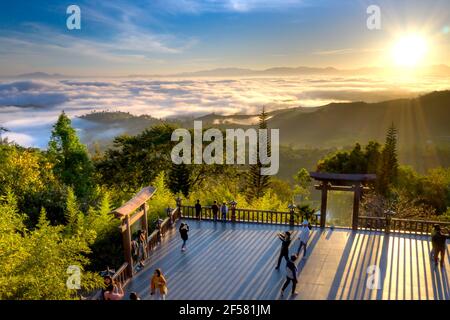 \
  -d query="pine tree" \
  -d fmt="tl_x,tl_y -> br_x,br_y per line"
168,162 -> 191,197
64,187 -> 80,235
245,108 -> 271,201
376,123 -> 399,196
48,112 -> 94,200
